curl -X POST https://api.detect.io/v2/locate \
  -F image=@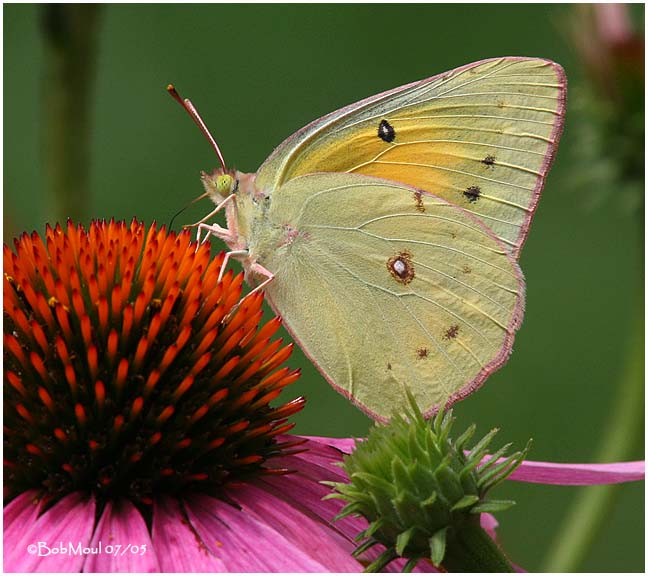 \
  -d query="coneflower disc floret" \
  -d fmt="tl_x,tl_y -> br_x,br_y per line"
4,219 -> 304,511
